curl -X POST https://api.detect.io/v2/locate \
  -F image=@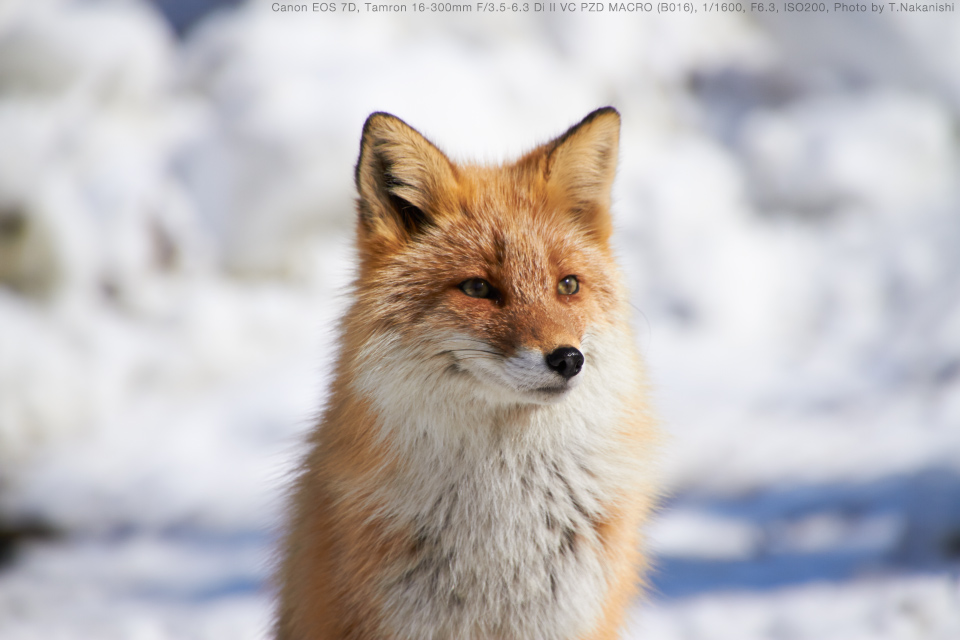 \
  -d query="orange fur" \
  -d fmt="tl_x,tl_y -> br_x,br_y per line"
277,108 -> 658,640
